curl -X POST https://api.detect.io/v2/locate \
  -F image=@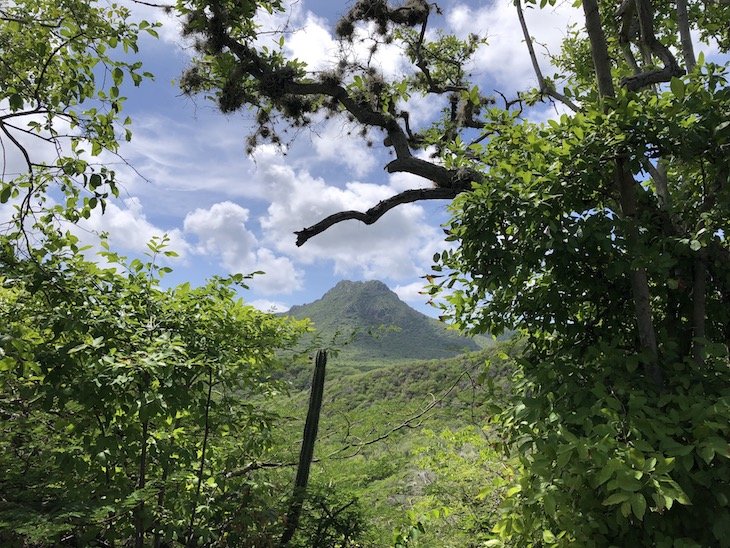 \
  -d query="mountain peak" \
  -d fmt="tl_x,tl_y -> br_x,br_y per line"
287,279 -> 478,361
326,279 -> 395,300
